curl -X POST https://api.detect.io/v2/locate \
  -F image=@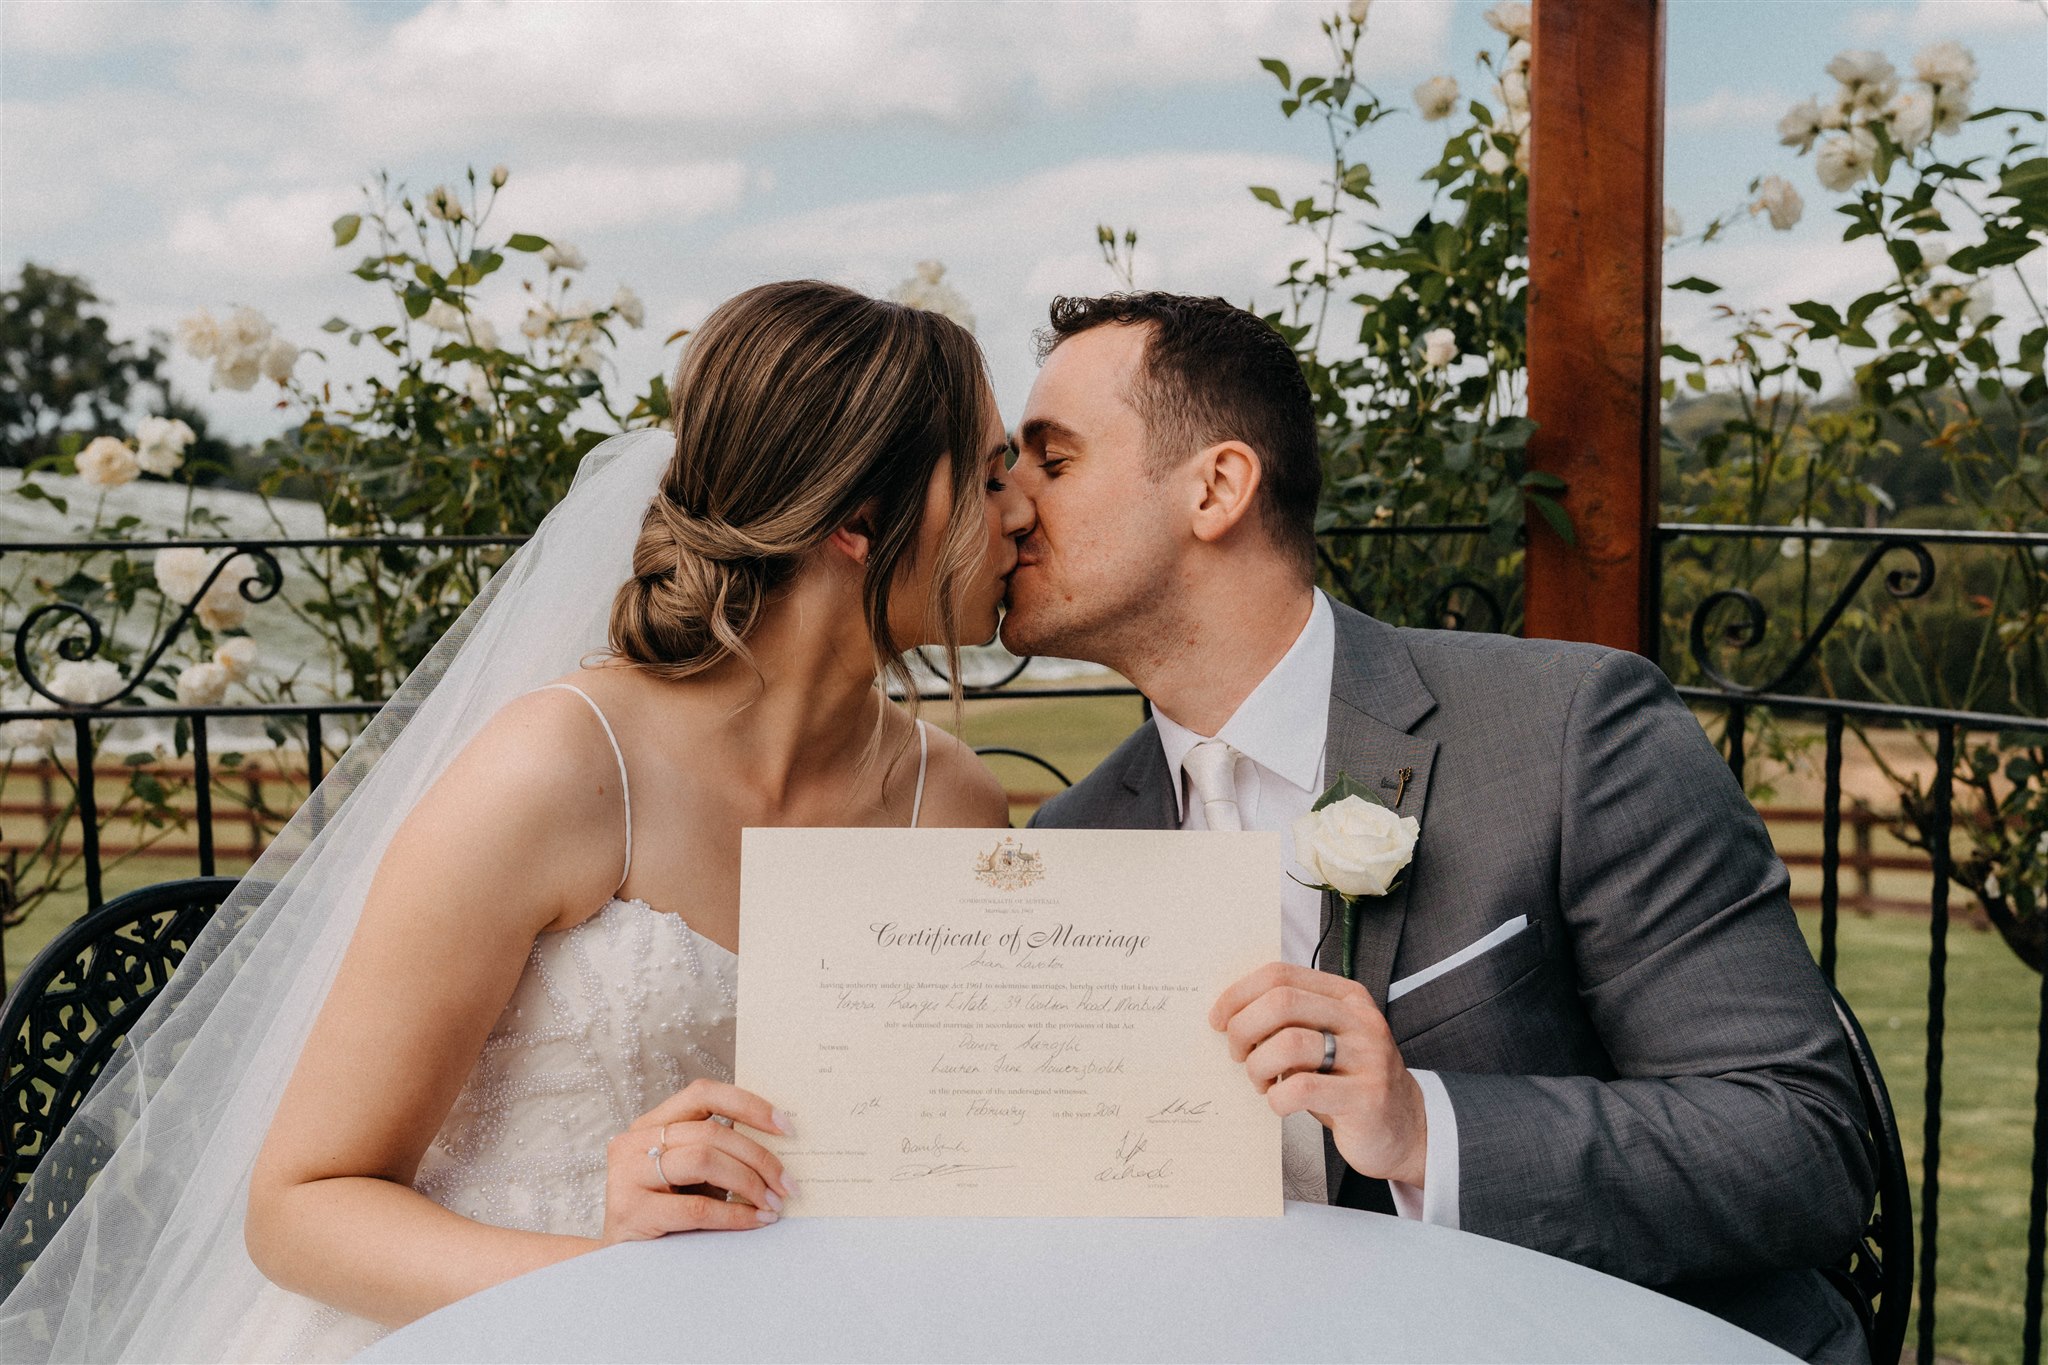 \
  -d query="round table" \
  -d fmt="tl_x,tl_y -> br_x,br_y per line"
356,1202 -> 1795,1363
